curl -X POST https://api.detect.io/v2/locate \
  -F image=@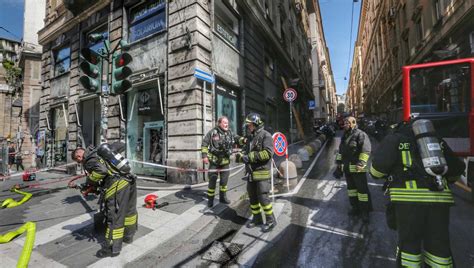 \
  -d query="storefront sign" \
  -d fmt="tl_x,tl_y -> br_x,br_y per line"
137,90 -> 158,115
216,22 -> 238,47
130,12 -> 166,42
130,0 -> 165,24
